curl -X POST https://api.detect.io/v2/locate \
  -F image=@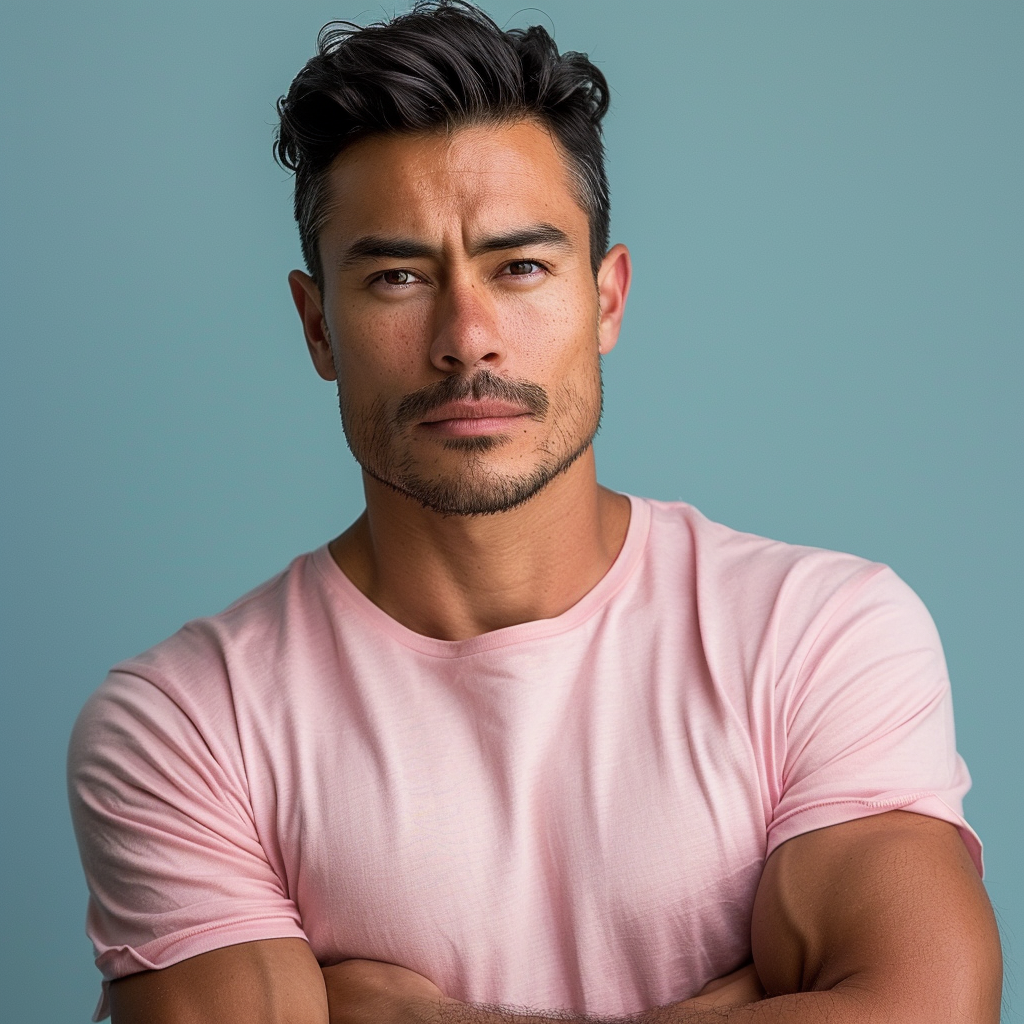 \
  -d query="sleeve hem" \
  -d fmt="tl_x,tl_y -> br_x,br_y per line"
766,793 -> 984,878
91,915 -> 308,1021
